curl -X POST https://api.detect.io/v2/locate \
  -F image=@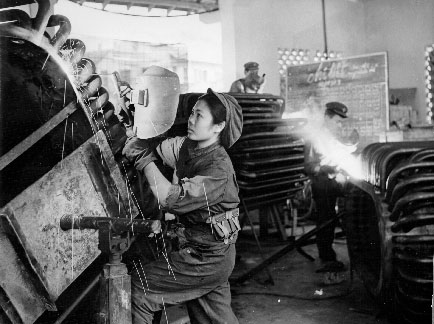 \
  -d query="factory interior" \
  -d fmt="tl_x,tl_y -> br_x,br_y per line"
1,0 -> 434,323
